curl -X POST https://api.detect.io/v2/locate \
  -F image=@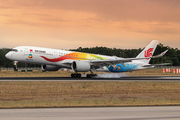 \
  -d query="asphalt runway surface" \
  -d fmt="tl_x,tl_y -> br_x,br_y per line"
1,106 -> 180,120
0,76 -> 180,81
